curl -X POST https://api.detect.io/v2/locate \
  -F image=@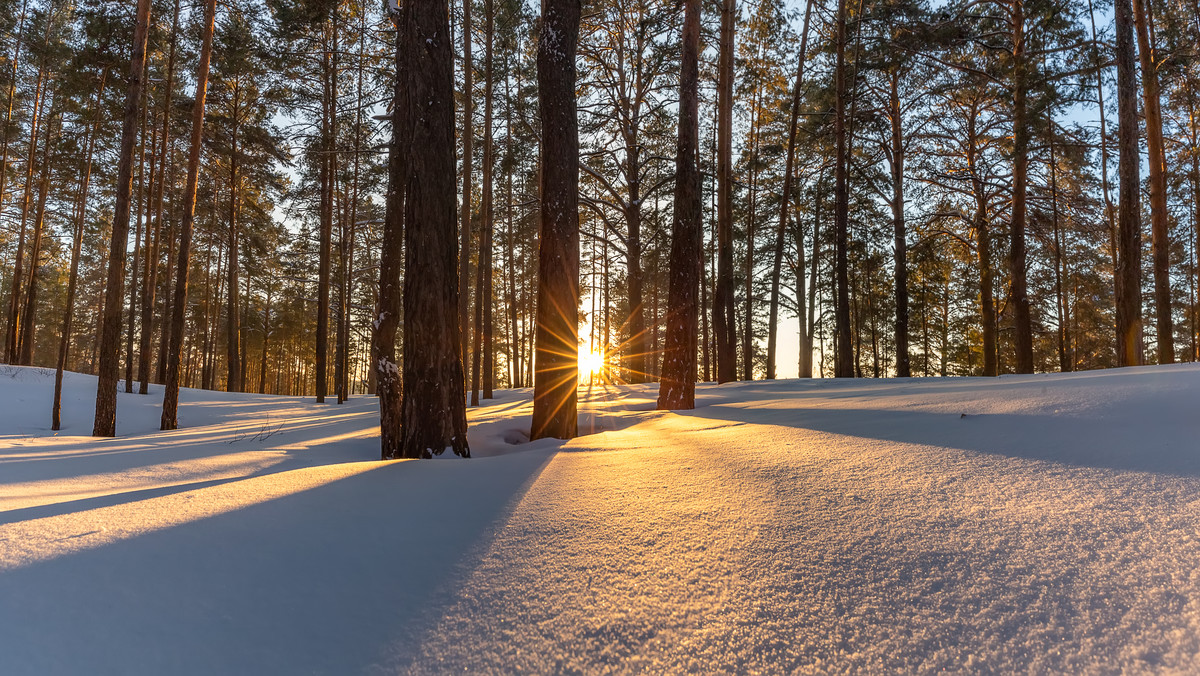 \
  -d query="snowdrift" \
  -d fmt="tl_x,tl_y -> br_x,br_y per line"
2,364 -> 1199,673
